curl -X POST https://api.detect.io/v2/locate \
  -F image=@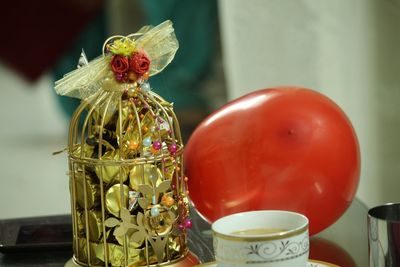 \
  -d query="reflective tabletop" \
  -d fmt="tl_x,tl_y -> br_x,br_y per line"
0,198 -> 368,267
188,197 -> 368,267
